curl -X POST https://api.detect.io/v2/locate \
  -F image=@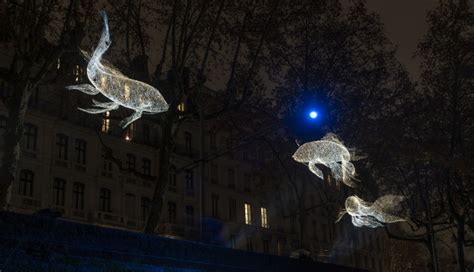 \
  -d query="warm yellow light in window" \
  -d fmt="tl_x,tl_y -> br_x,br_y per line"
261,207 -> 269,228
244,203 -> 252,225
75,65 -> 80,82
125,123 -> 134,141
177,102 -> 185,112
101,111 -> 110,133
